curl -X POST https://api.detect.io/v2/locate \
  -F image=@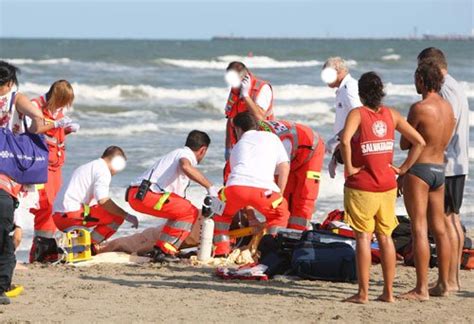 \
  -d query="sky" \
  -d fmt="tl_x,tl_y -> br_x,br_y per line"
0,0 -> 472,39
